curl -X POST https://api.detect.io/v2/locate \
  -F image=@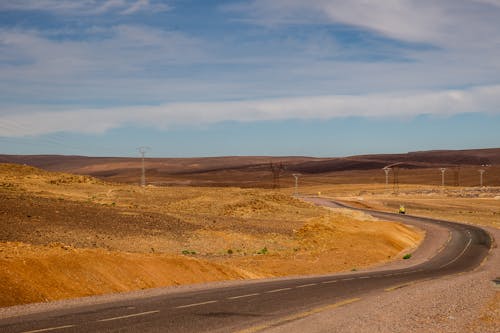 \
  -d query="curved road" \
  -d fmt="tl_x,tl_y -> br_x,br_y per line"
0,198 -> 493,333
